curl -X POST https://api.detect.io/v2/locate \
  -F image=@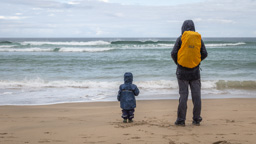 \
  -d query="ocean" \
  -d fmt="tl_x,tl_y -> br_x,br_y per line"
0,37 -> 256,105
